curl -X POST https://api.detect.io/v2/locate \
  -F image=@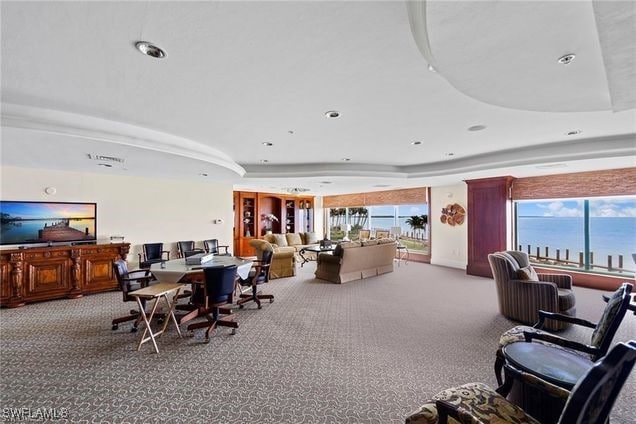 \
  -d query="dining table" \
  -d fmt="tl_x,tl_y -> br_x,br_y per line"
150,256 -> 253,328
